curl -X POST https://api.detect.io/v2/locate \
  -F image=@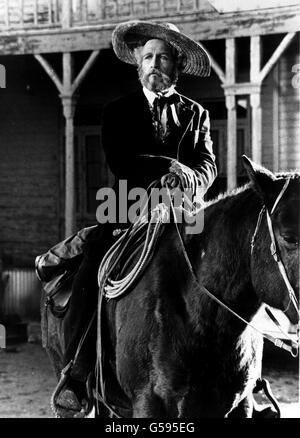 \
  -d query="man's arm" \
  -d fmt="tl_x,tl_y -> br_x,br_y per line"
170,107 -> 217,194
191,108 -> 217,191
